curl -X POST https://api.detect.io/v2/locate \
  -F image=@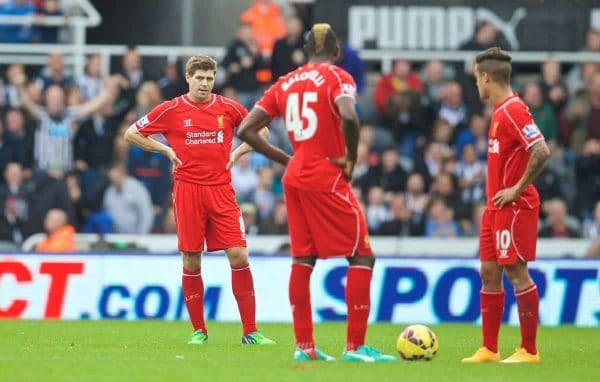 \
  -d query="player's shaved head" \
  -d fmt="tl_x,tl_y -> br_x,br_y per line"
186,55 -> 217,77
475,47 -> 512,85
305,23 -> 339,59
